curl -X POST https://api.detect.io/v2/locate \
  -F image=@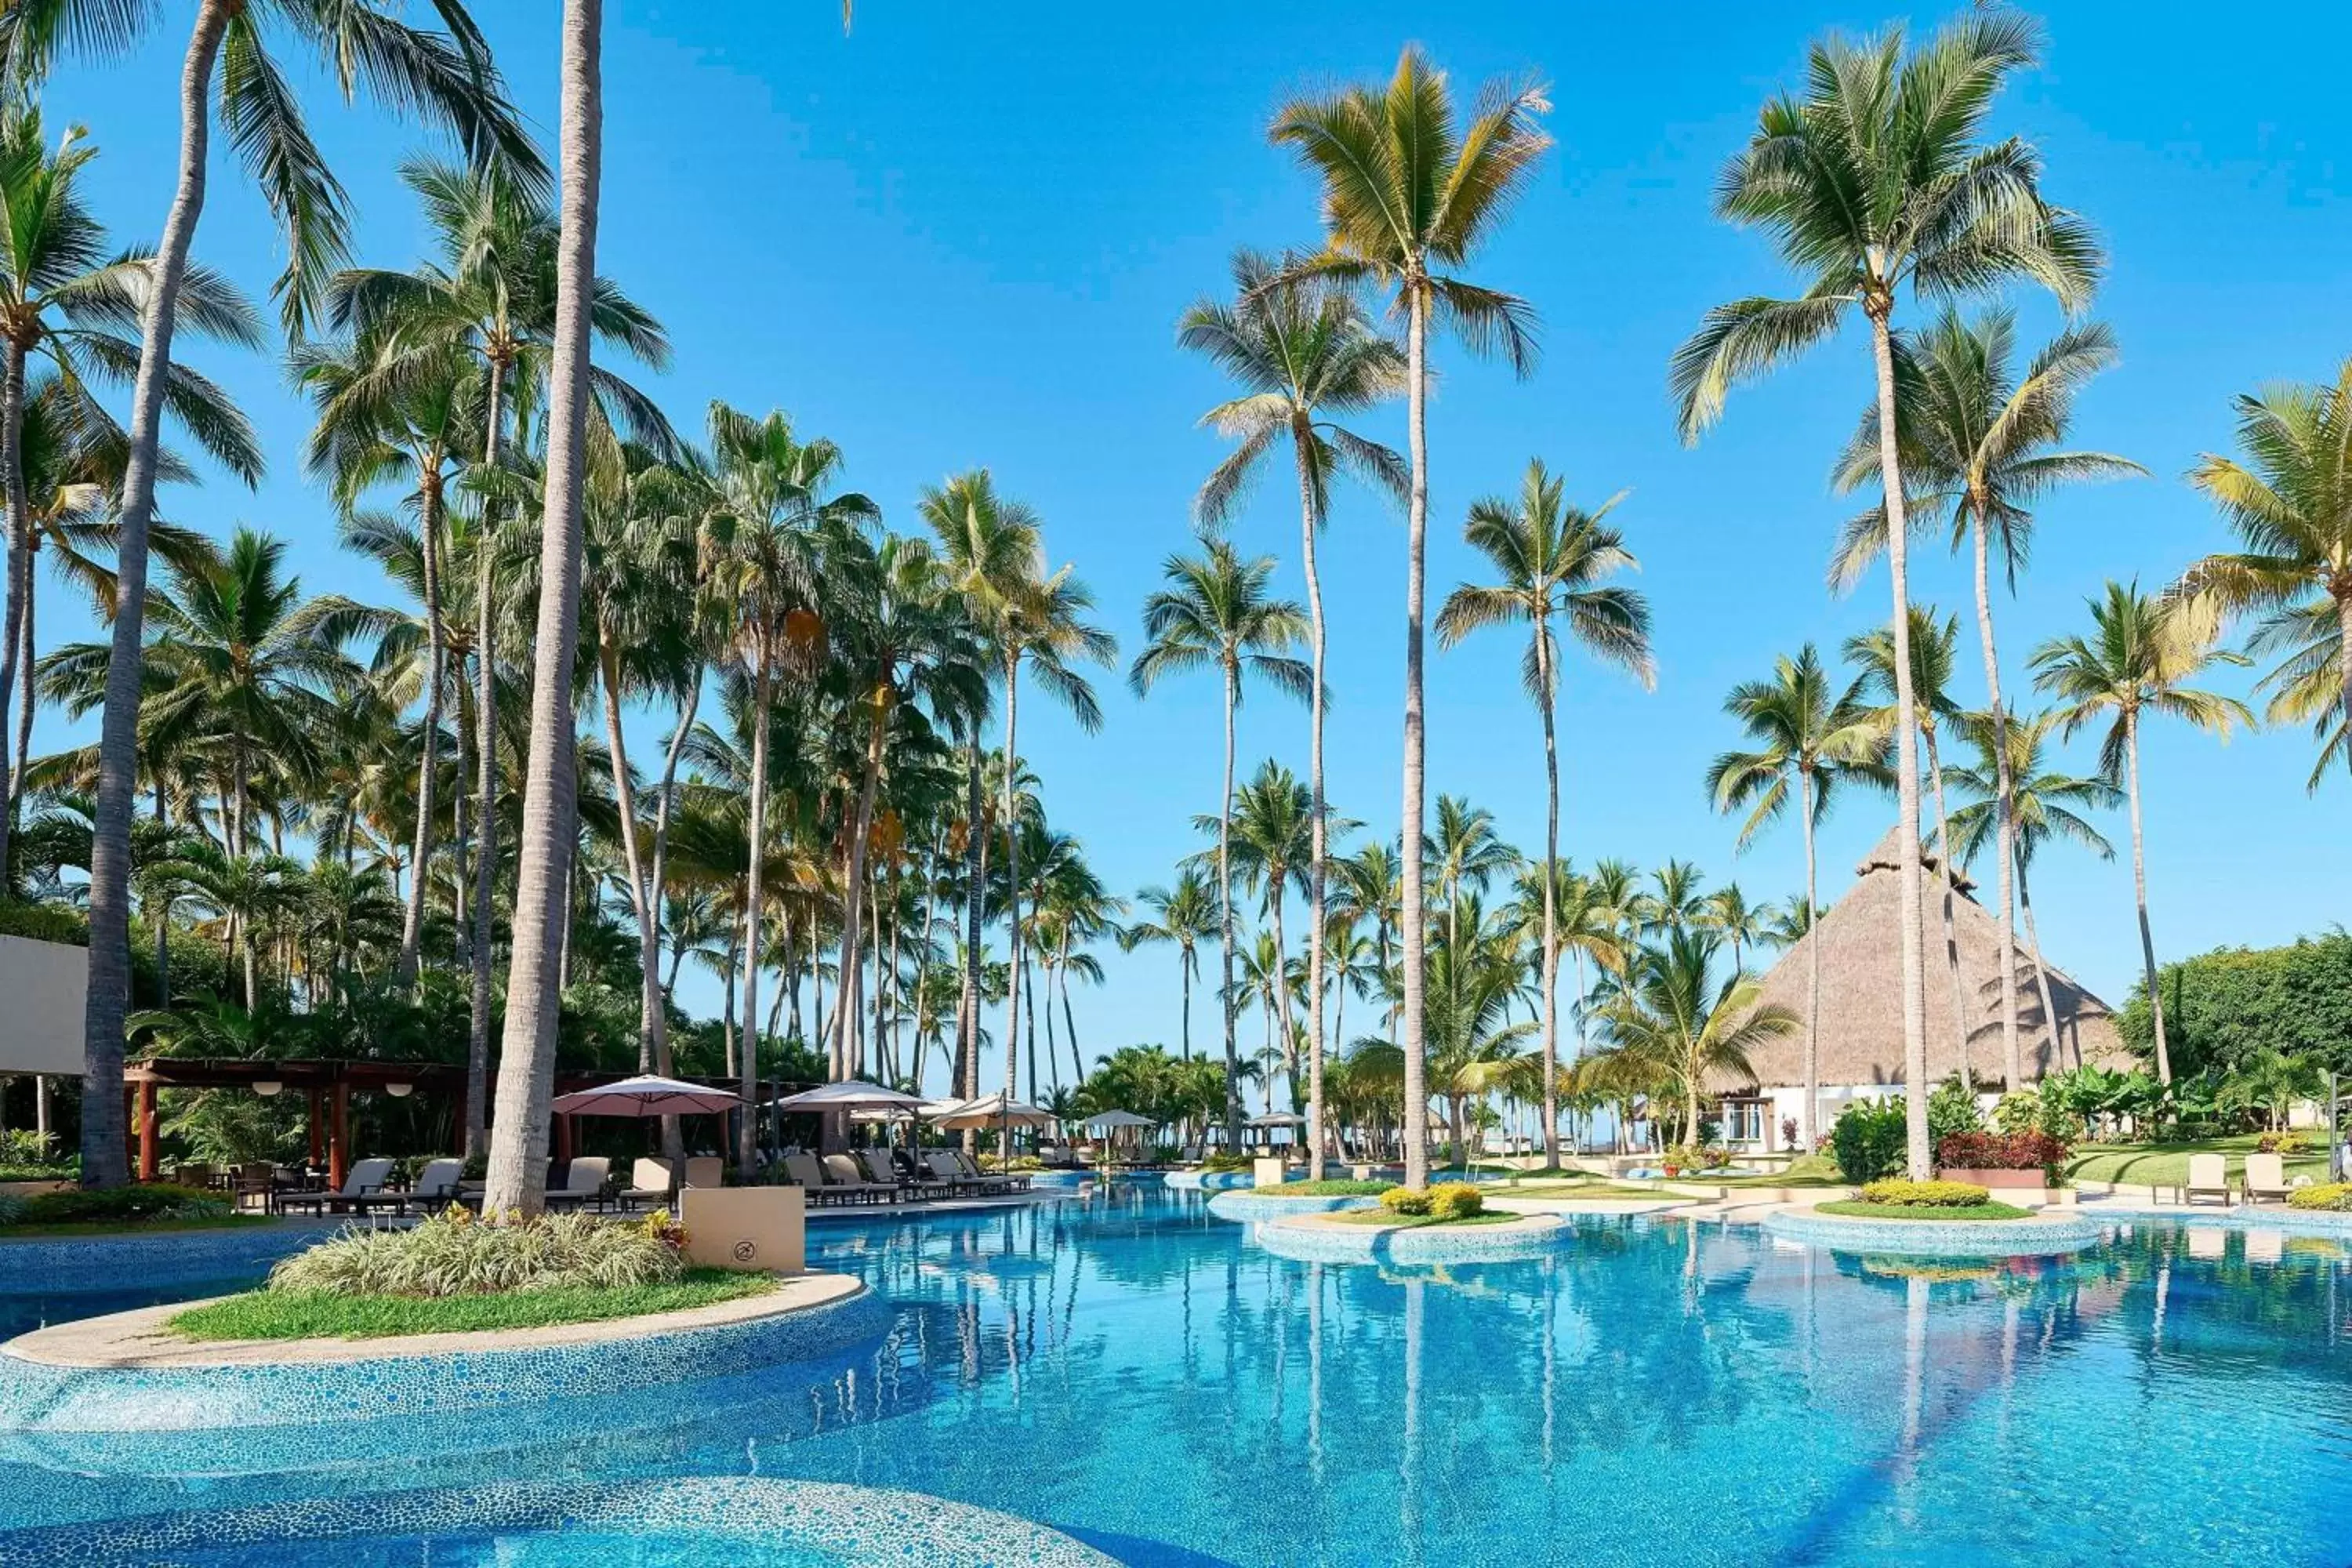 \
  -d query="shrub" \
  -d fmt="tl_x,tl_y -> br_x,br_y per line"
2256,1130 -> 2312,1155
1428,1181 -> 1484,1220
1926,1076 -> 1985,1144
2287,1182 -> 2352,1212
1935,1130 -> 2070,1173
1662,1142 -> 1730,1174
14,1184 -> 230,1225
0,1196 -> 22,1226
270,1207 -> 688,1298
0,1129 -> 61,1169
1860,1178 -> 1992,1208
1271,1179 -> 1392,1197
1380,1186 -> 1434,1217
1830,1099 -> 1908,1184
1202,1152 -> 1253,1174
